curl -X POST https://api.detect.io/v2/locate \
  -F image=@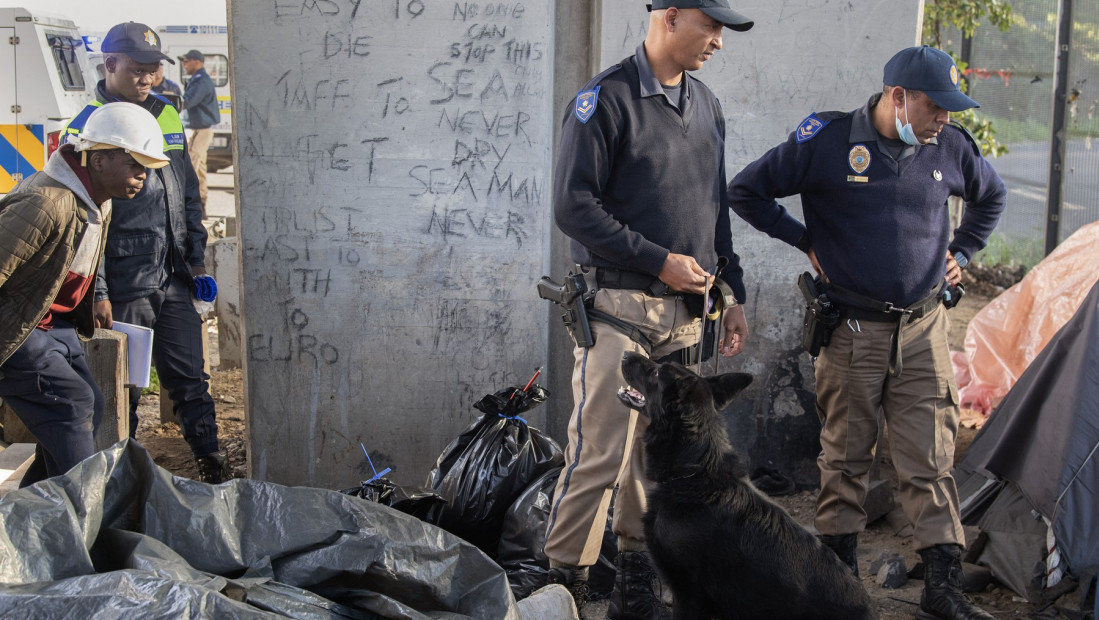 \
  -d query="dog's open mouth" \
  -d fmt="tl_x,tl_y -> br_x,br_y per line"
617,386 -> 646,409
